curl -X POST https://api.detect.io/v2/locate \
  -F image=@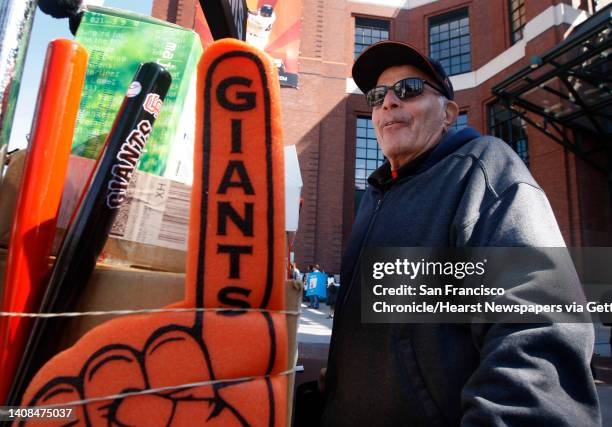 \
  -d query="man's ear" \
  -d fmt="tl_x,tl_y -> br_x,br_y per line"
443,100 -> 459,129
